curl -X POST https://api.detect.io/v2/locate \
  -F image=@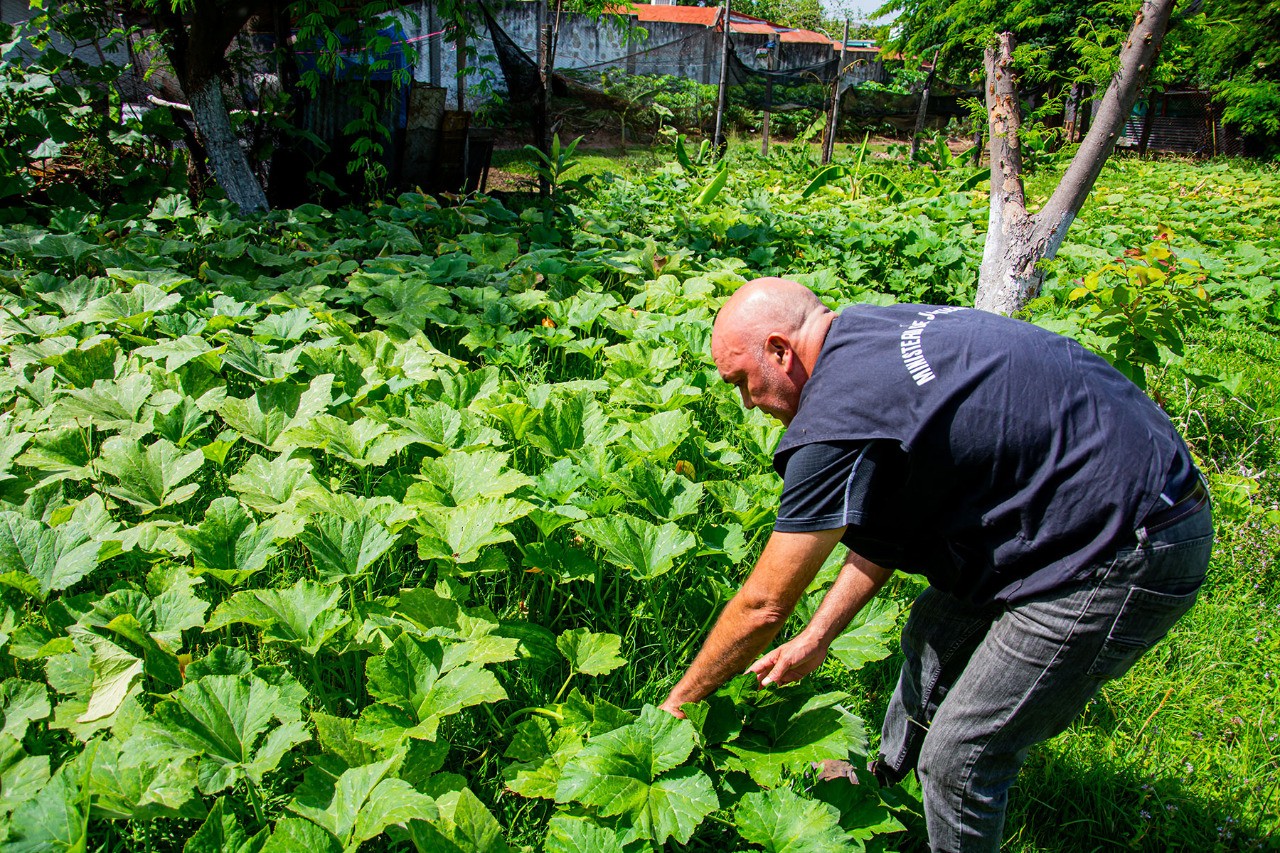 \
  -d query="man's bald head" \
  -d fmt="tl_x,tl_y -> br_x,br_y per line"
710,278 -> 835,425
712,277 -> 830,363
